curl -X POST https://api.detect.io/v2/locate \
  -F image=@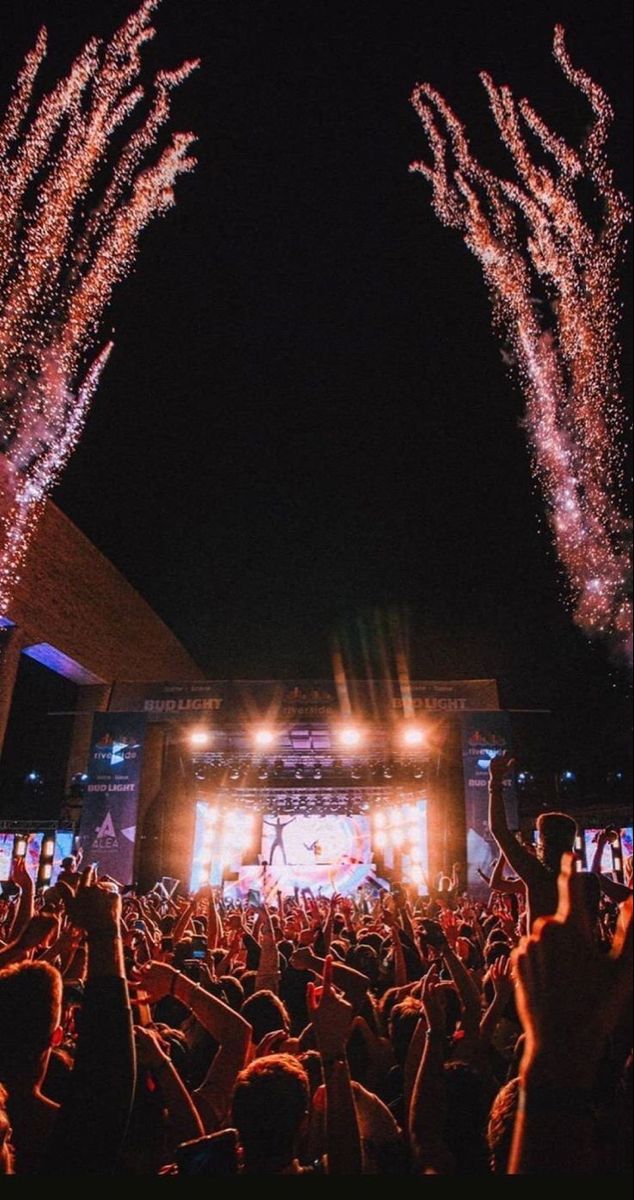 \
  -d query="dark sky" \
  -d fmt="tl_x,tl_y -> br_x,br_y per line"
3,1 -> 632,771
